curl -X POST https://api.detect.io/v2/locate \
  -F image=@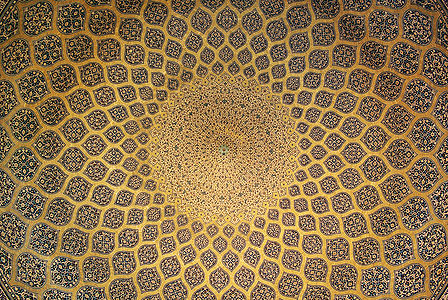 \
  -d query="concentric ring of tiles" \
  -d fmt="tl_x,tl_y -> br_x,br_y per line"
0,0 -> 448,299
